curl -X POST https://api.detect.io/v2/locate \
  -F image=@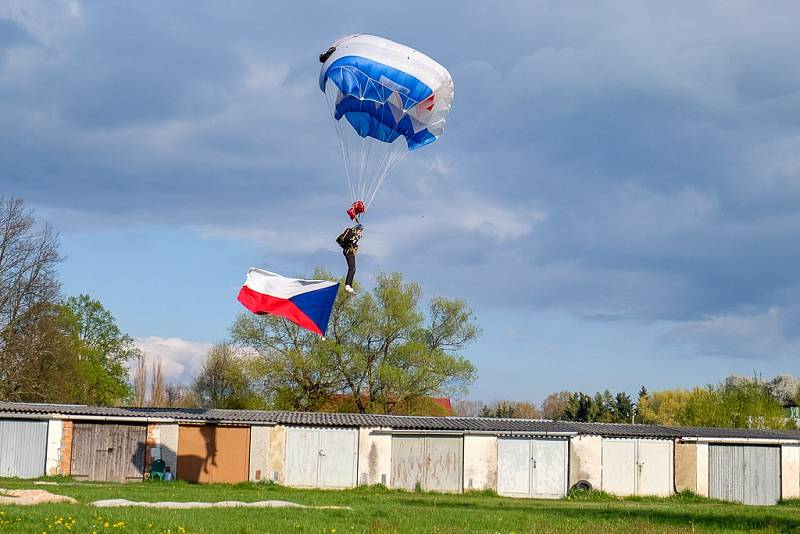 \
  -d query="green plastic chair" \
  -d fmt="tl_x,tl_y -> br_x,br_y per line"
150,459 -> 166,480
